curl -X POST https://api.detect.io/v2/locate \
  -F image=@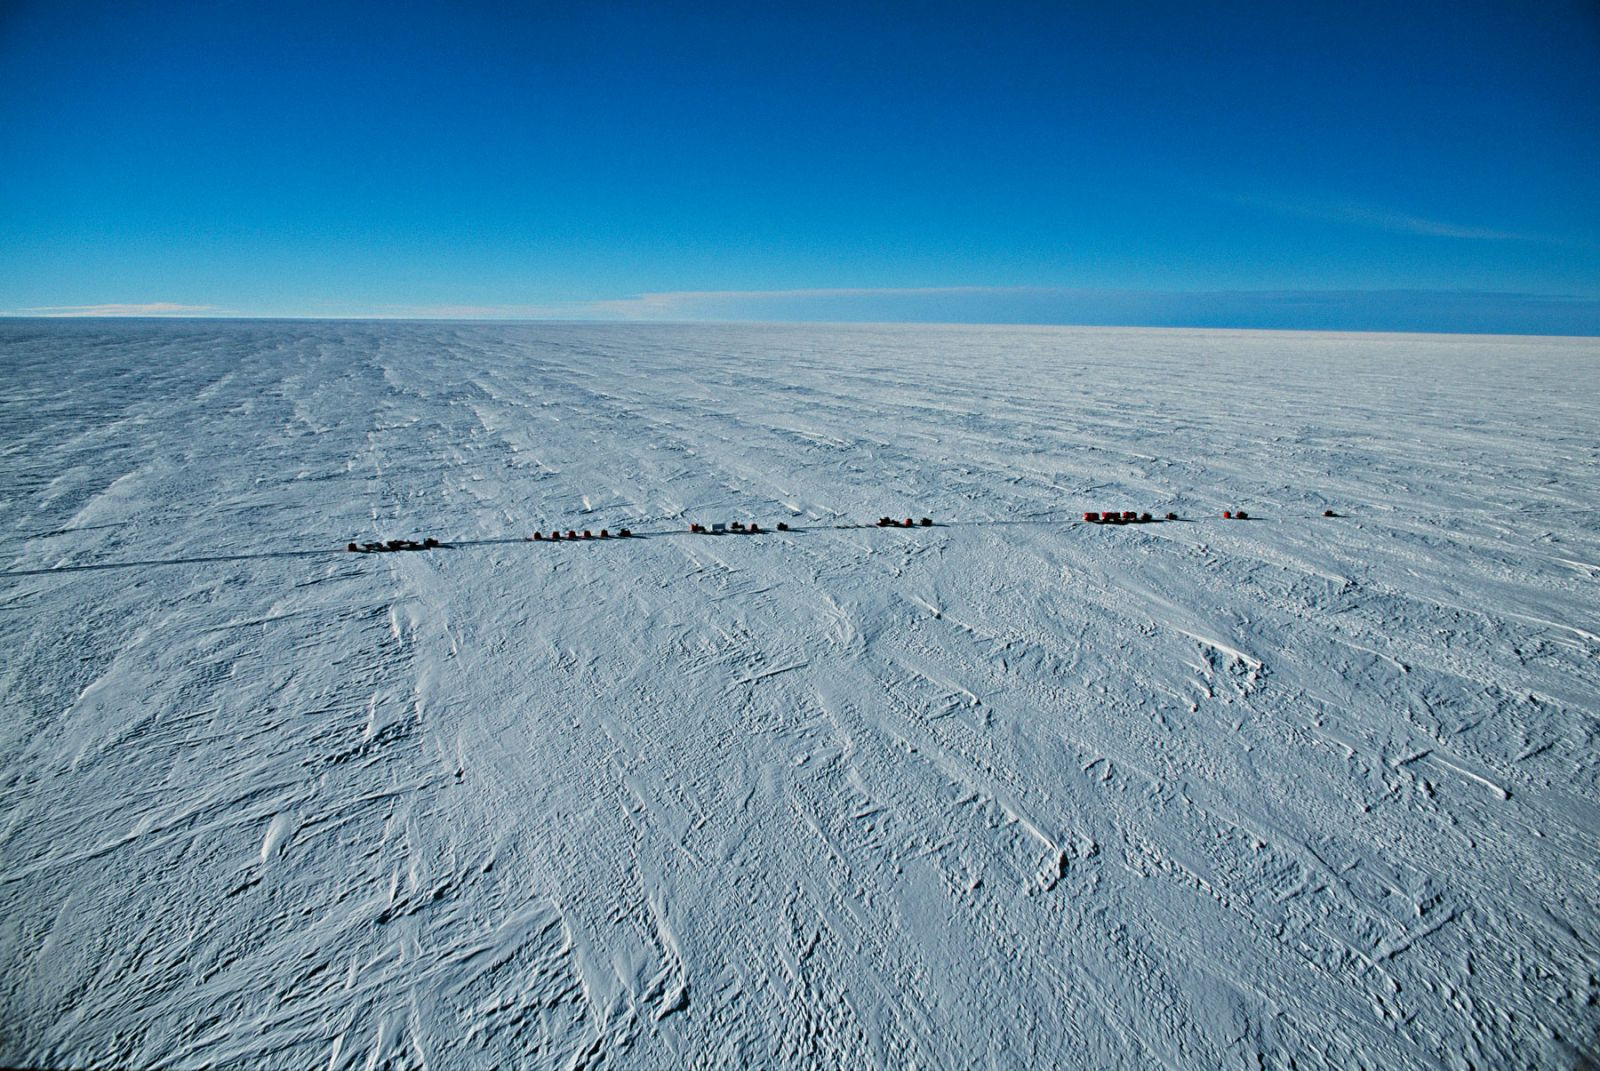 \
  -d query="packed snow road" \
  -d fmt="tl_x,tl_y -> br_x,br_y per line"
1,320 -> 1596,1069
